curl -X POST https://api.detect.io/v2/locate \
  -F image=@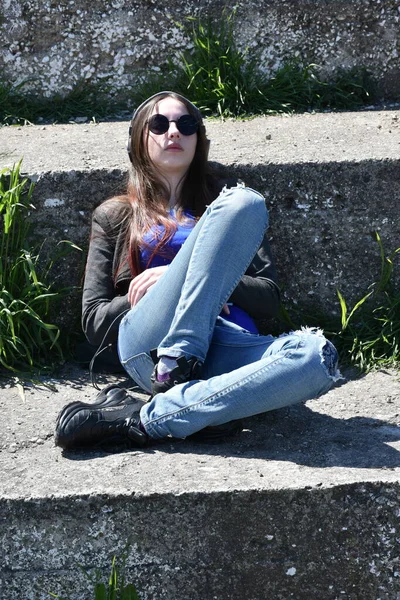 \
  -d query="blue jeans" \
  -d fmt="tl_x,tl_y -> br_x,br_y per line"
118,186 -> 341,440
